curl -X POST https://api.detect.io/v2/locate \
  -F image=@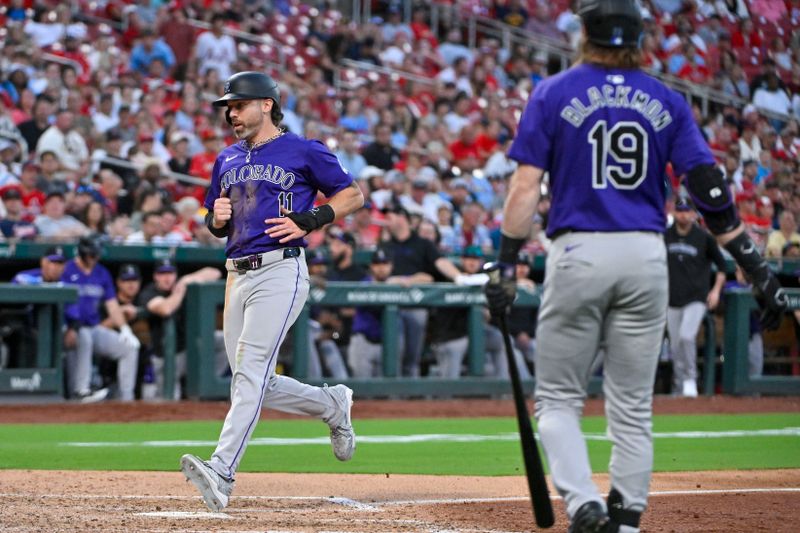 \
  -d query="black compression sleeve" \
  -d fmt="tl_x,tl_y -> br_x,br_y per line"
205,211 -> 229,238
498,233 -> 526,265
